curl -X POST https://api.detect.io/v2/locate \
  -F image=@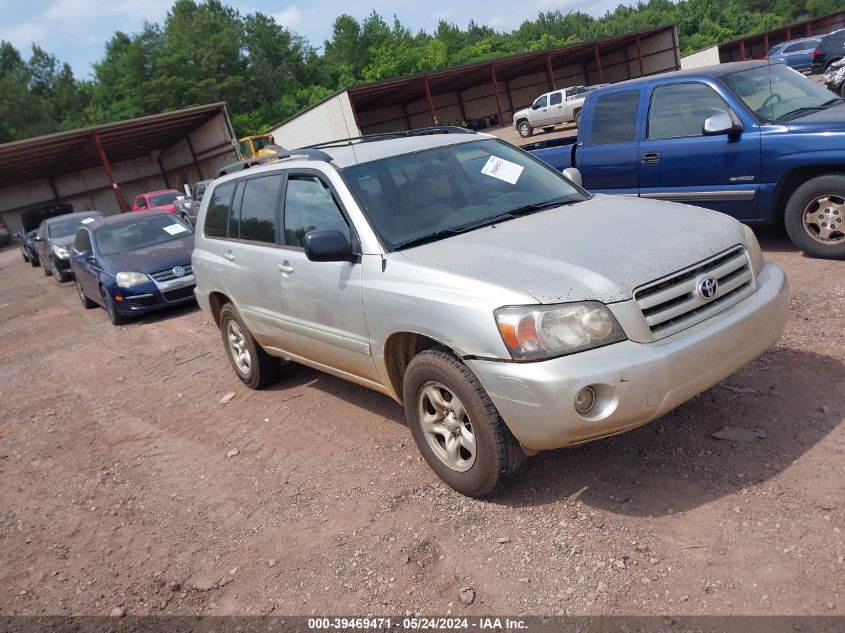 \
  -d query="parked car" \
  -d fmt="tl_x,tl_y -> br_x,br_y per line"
132,189 -> 182,214
70,211 -> 196,325
192,129 -> 788,497
810,28 -> 845,73
512,85 -> 588,138
766,37 -> 821,72
0,222 -> 10,247
524,61 -> 845,259
173,179 -> 212,224
17,204 -> 74,266
34,211 -> 103,282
